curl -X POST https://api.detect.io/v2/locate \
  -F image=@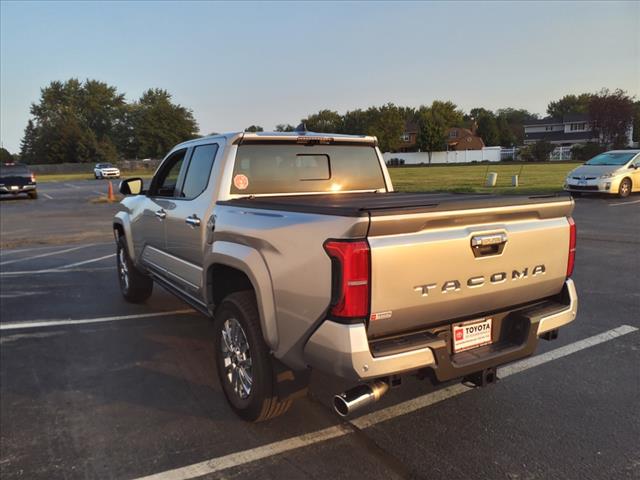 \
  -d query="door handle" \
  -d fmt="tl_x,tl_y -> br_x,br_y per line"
185,215 -> 201,227
155,209 -> 166,220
